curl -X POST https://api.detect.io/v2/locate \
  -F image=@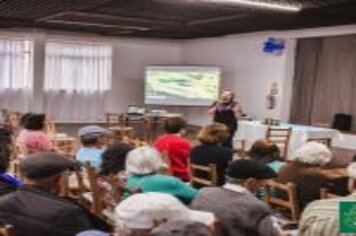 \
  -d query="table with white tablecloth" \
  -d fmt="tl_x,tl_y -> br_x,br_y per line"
234,120 -> 341,154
